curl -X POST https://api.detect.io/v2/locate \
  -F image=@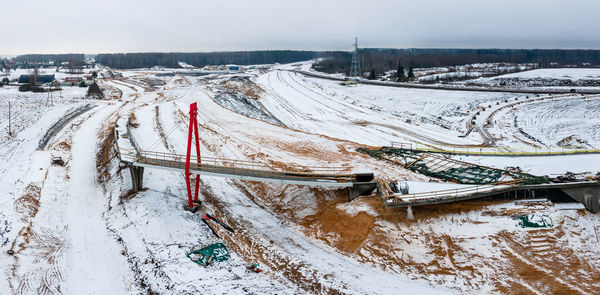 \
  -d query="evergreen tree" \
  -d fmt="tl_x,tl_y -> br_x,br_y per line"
87,82 -> 104,98
368,69 -> 376,80
396,64 -> 405,82
407,63 -> 415,79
